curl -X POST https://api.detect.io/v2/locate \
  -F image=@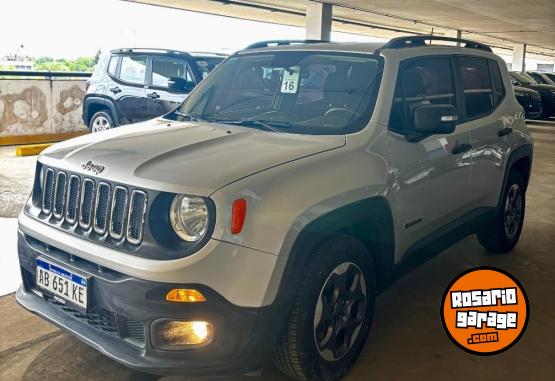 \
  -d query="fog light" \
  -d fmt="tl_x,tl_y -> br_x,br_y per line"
166,289 -> 206,303
161,321 -> 213,346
